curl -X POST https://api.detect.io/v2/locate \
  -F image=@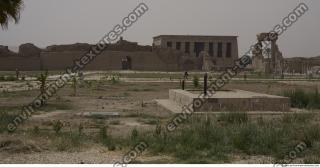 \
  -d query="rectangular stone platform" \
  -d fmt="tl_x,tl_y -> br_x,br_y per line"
163,89 -> 290,112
